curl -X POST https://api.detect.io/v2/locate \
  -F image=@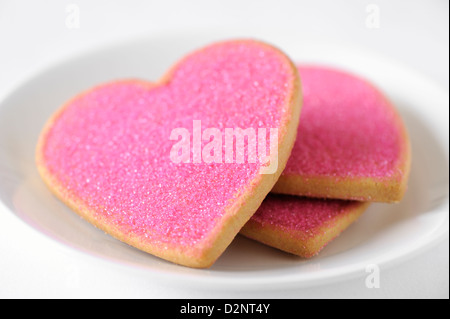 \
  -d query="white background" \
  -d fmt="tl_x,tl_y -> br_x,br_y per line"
0,0 -> 448,298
